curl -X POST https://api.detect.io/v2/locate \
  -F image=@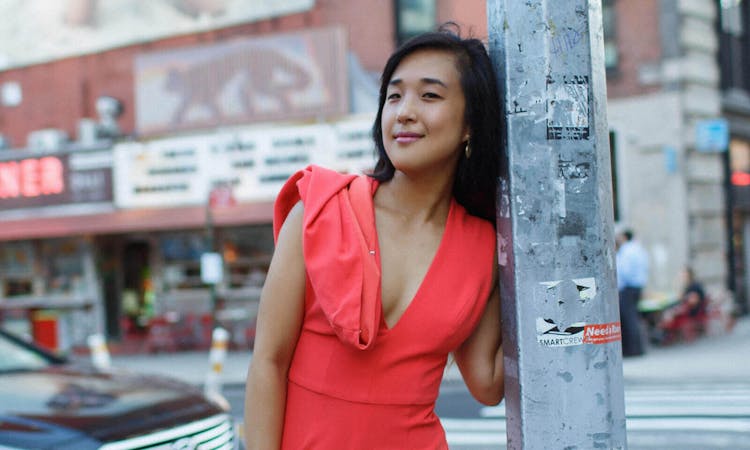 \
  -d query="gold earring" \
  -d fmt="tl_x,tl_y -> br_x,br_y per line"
465,141 -> 472,159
